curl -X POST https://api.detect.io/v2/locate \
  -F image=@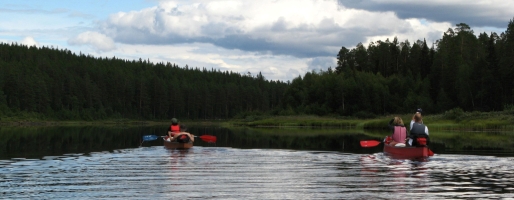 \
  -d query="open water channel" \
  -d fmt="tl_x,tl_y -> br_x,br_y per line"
1,125 -> 513,199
